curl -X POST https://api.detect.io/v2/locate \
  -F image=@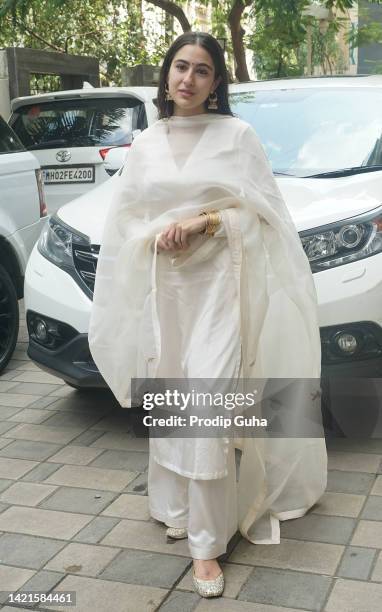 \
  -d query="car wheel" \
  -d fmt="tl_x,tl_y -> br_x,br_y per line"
0,264 -> 19,373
